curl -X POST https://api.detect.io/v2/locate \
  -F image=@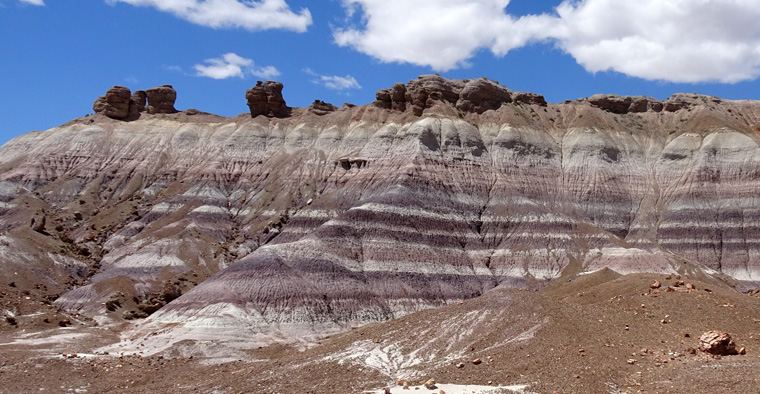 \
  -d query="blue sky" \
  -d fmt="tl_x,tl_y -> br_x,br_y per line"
2,0 -> 760,145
